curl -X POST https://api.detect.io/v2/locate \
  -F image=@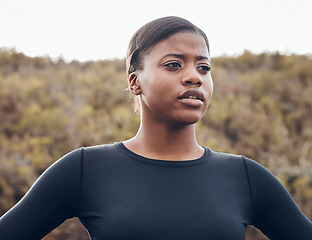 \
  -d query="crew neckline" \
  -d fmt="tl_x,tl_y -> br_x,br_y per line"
116,142 -> 210,167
